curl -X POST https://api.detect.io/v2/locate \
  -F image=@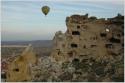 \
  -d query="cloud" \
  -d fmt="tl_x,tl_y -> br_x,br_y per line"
2,0 -> 124,5
1,0 -> 124,41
